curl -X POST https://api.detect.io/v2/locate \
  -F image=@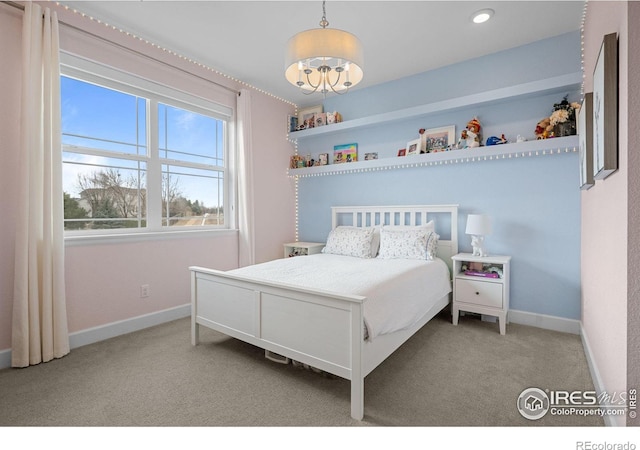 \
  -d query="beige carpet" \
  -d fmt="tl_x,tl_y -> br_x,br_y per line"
0,312 -> 602,427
